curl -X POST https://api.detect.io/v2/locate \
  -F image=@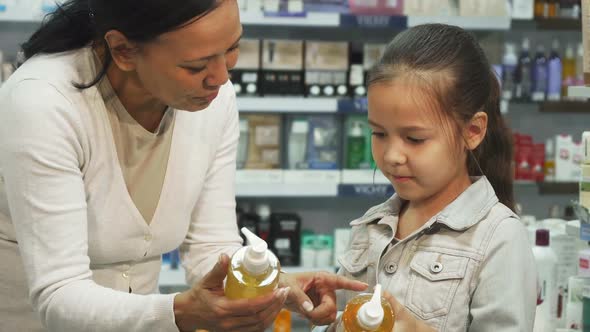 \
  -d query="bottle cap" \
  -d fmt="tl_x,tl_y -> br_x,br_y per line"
505,43 -> 516,54
239,119 -> 249,133
349,122 -> 364,137
241,227 -> 270,275
357,284 -> 385,331
566,44 -> 575,58
522,38 -> 530,51
292,120 -> 310,134
256,204 -> 271,221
